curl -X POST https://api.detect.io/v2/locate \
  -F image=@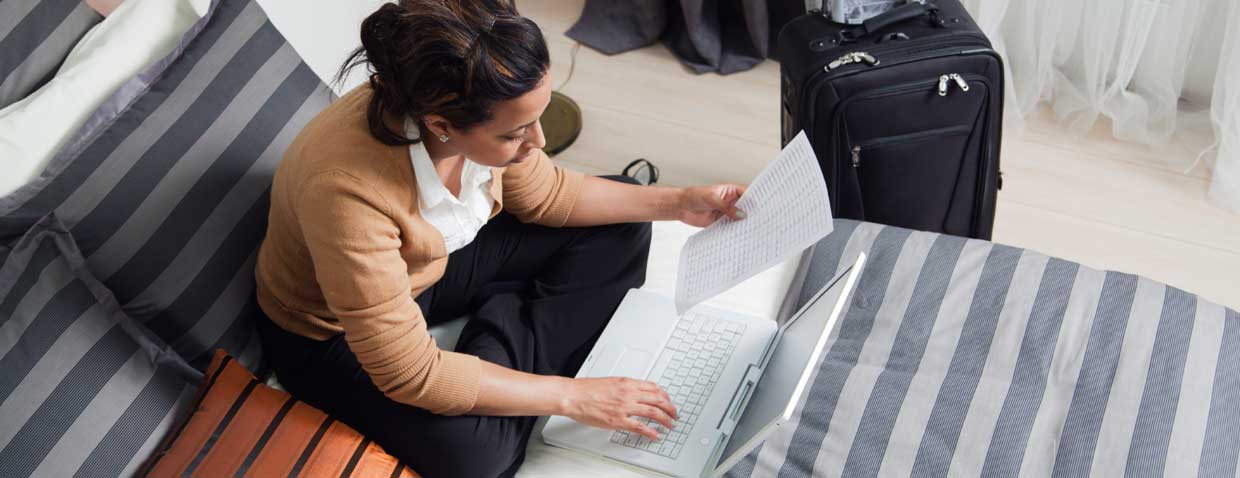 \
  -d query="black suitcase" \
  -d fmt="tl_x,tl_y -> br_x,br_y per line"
778,1 -> 1004,240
